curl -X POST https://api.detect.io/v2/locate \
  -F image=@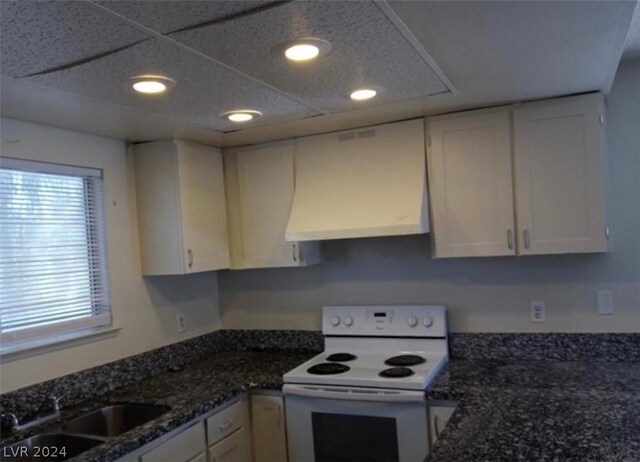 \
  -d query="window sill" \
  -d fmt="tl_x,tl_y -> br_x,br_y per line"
0,325 -> 121,363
